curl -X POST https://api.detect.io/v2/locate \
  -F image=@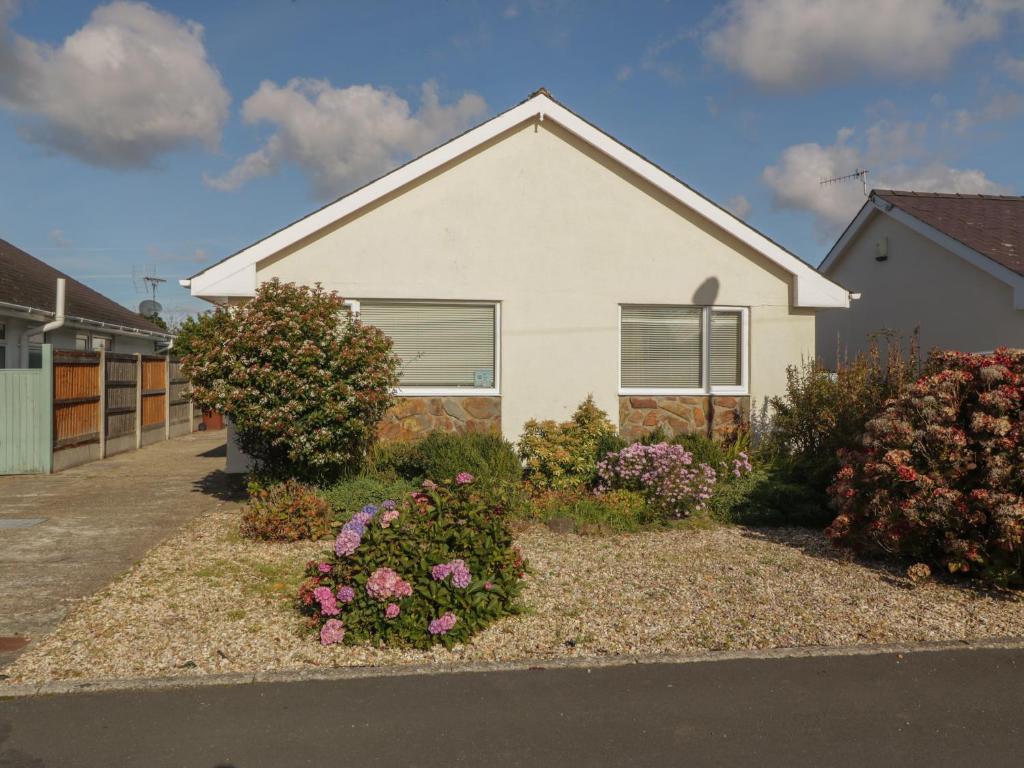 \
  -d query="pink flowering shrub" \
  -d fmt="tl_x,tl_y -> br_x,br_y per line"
596,442 -> 718,518
298,477 -> 526,648
827,349 -> 1024,585
177,279 -> 399,484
